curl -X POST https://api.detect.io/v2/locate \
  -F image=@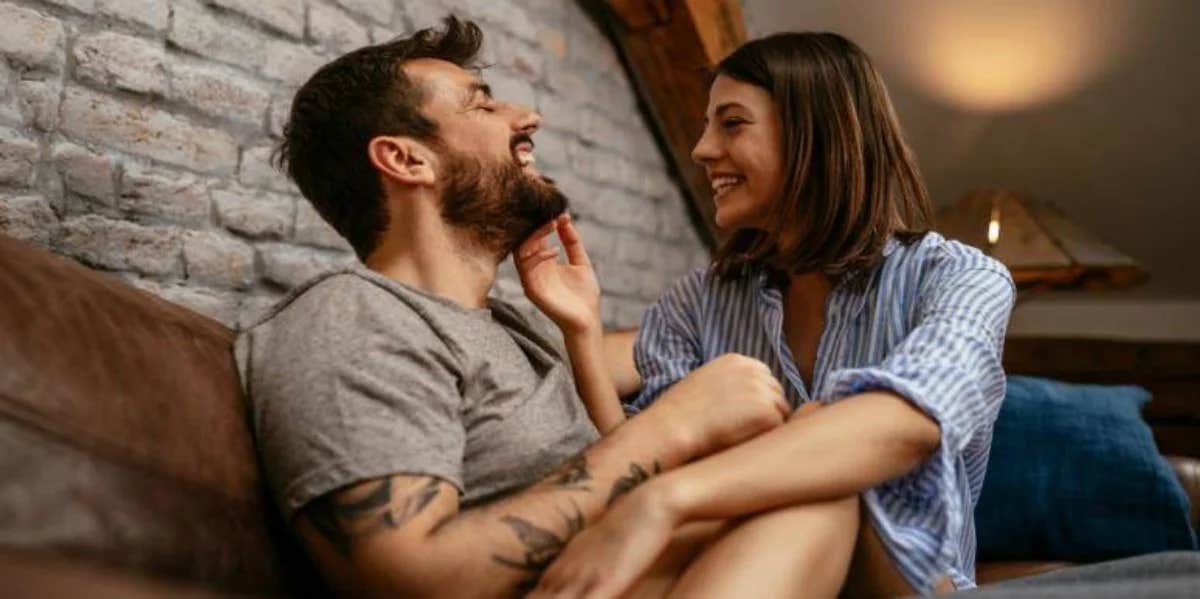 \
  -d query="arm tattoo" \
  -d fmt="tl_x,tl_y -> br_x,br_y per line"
606,460 -> 662,506
492,502 -> 586,592
306,477 -> 441,555
551,453 -> 593,491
